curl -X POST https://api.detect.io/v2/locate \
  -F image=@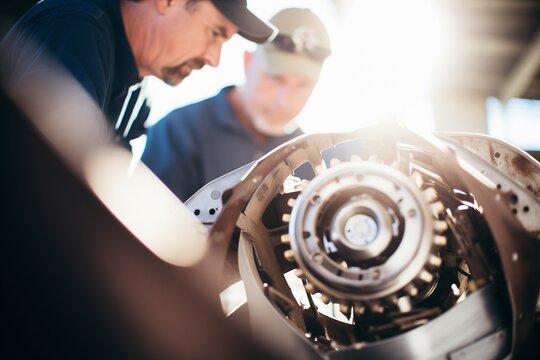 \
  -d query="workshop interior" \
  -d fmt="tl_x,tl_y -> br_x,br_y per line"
1,1 -> 539,359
